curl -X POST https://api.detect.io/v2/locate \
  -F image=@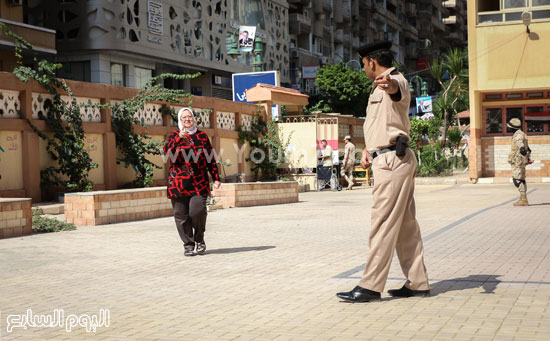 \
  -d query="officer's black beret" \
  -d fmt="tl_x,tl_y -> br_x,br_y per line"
357,40 -> 392,58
